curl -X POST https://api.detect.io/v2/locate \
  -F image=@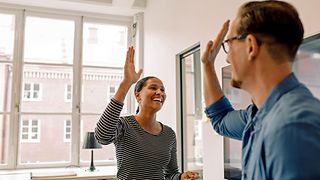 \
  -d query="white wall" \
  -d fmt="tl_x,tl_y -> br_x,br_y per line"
143,0 -> 320,179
